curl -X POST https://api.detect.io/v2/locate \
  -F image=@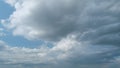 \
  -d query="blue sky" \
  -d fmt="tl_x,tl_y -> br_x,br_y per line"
0,0 -> 120,68
0,0 -> 14,19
